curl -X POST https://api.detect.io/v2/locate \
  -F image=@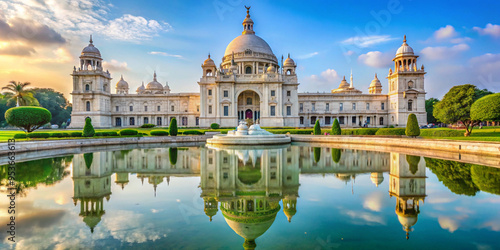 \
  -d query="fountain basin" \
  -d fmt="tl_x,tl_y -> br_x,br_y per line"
206,122 -> 291,145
